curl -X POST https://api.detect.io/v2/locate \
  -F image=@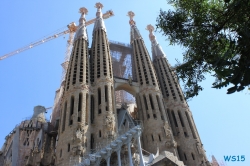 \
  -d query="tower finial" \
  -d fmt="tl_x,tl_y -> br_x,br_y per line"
78,7 -> 88,25
74,7 -> 88,41
146,24 -> 156,41
127,11 -> 136,25
95,2 -> 104,18
146,24 -> 166,58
